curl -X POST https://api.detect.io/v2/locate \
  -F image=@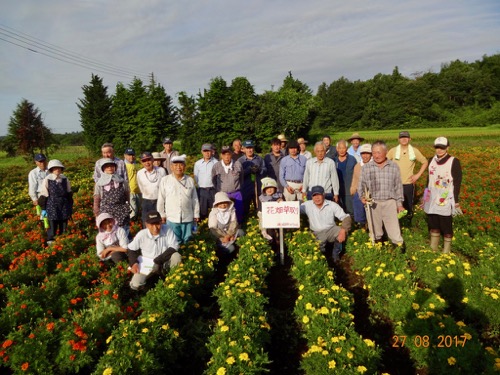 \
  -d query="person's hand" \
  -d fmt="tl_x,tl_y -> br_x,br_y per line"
361,197 -> 367,205
286,186 -> 295,194
41,210 -> 47,218
161,217 -> 166,224
100,249 -> 112,259
333,195 -> 339,203
397,206 -> 405,213
33,200 -> 38,206
131,263 -> 139,274
337,229 -> 347,243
